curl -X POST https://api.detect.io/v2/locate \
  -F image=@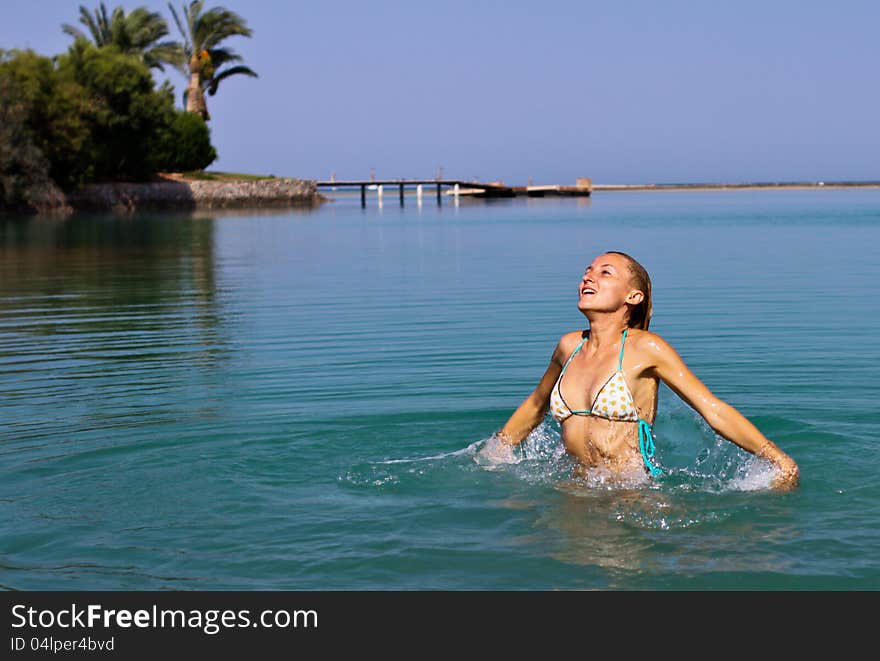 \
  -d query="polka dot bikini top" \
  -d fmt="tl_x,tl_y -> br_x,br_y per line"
550,328 -> 639,423
549,328 -> 662,476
